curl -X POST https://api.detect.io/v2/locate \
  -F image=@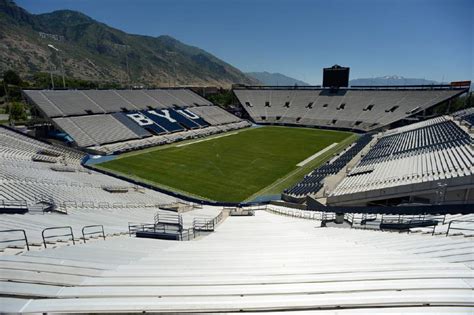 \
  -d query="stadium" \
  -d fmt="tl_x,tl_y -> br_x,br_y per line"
1,0 -> 474,313
1,65 -> 473,313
